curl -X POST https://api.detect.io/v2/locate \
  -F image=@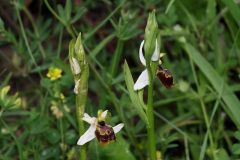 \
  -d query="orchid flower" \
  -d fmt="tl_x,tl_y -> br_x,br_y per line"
77,110 -> 124,145
133,39 -> 160,90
